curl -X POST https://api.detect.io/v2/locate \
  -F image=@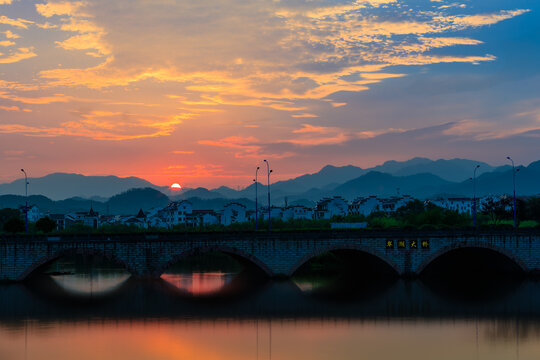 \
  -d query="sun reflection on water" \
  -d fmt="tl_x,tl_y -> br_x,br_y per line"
161,272 -> 236,295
